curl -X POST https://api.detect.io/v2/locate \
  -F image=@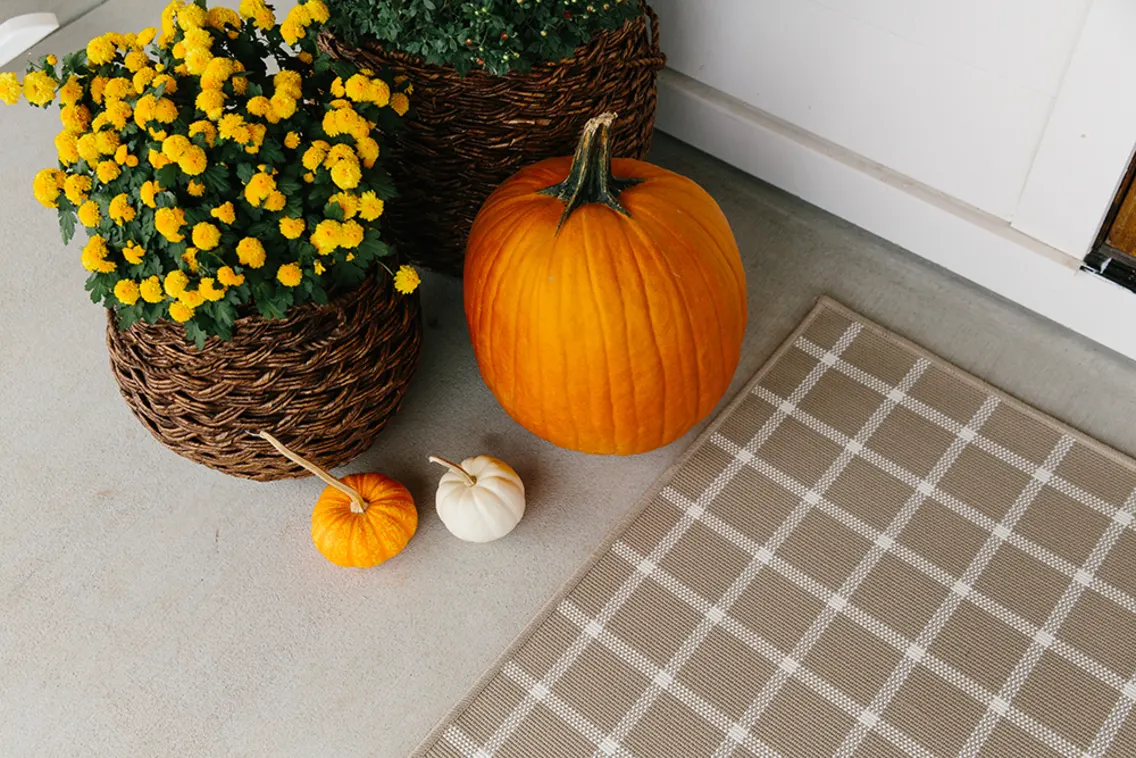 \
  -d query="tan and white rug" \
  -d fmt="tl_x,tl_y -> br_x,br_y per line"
414,298 -> 1136,758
